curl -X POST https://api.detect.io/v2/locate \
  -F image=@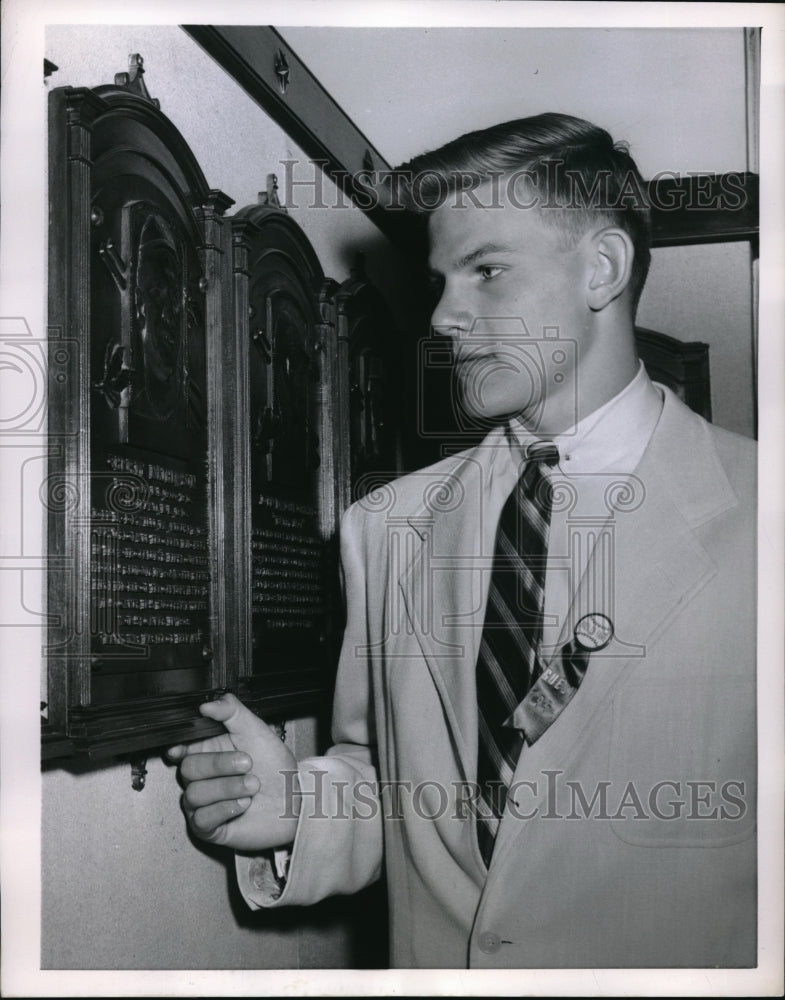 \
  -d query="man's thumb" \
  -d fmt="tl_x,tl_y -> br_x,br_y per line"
199,692 -> 269,739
